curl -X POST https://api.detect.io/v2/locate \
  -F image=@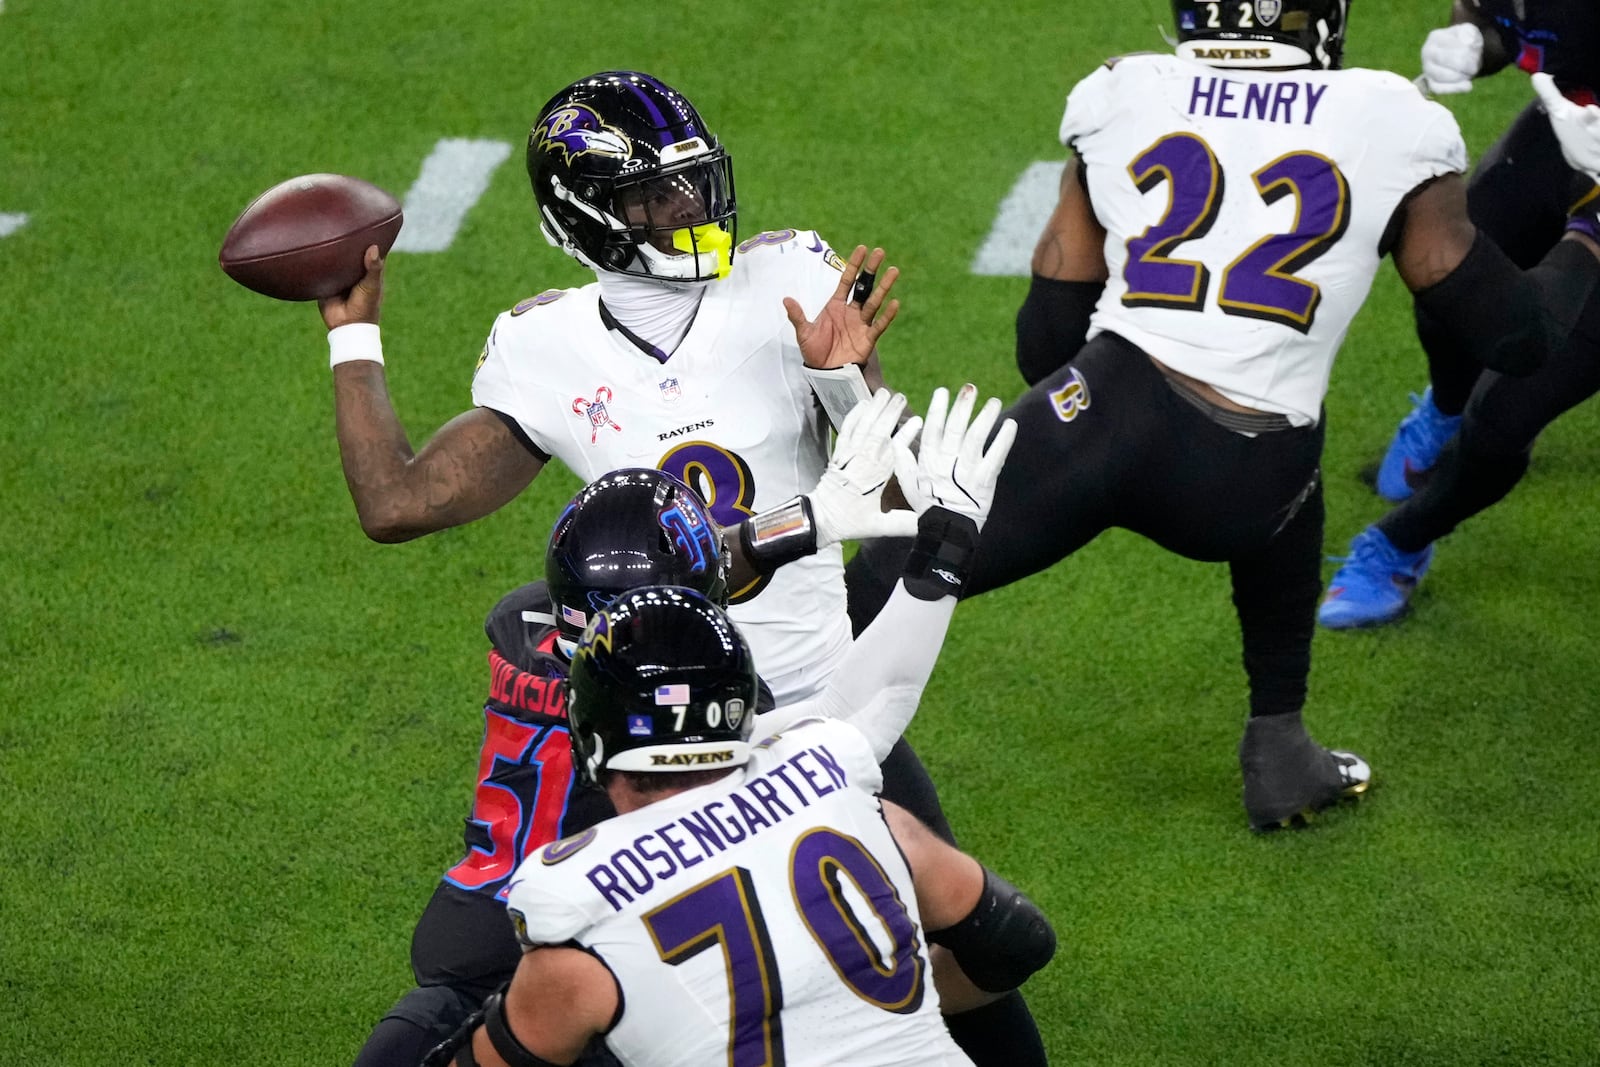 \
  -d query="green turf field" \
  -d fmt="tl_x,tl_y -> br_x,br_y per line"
5,0 -> 1600,1063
